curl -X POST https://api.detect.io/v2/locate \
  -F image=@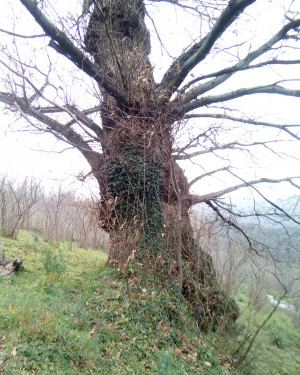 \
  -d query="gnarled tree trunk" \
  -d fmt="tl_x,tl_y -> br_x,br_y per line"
82,0 -> 239,330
